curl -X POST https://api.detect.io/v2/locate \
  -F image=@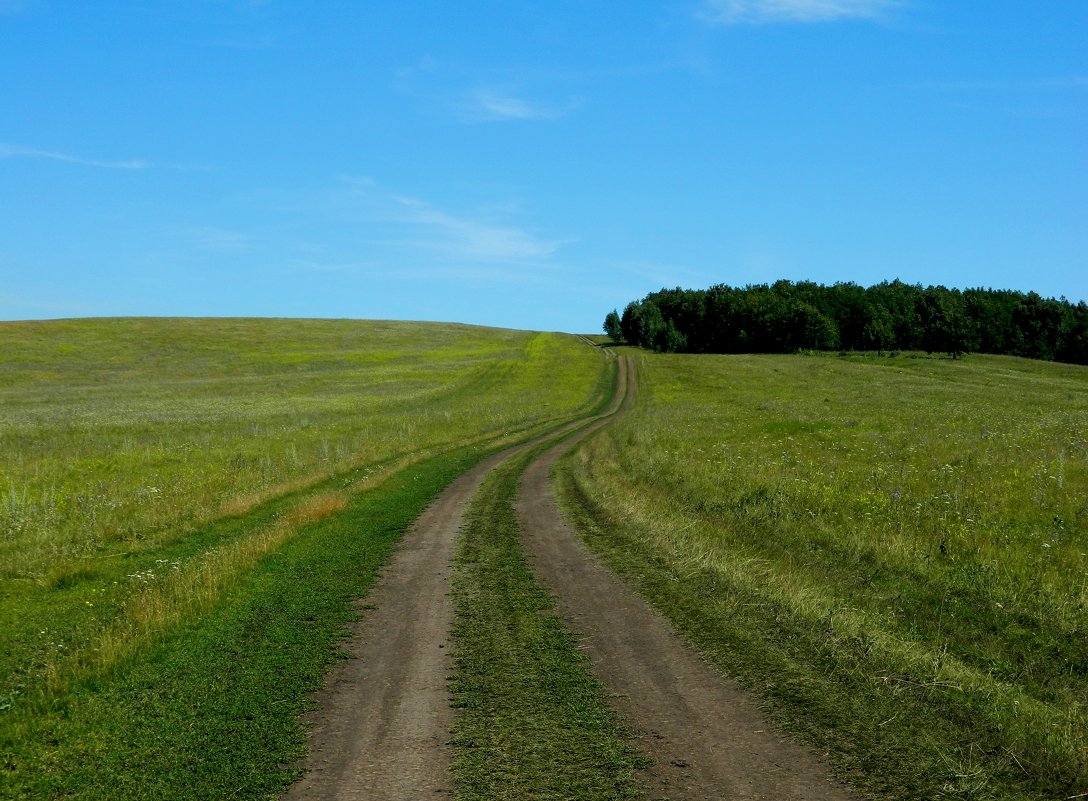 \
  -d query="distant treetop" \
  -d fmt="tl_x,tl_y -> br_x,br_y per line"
605,280 -> 1088,365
